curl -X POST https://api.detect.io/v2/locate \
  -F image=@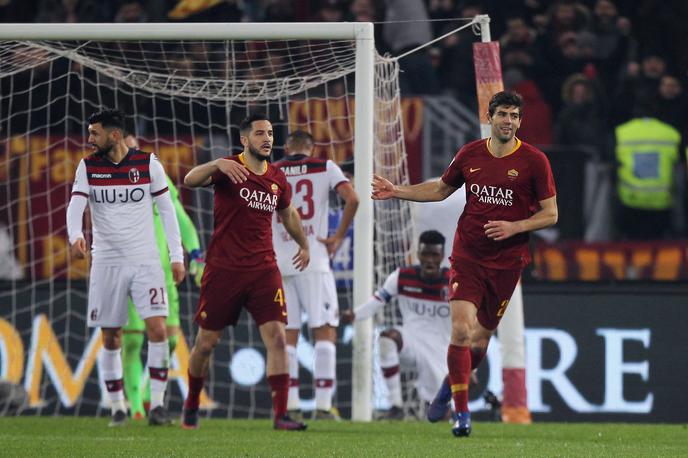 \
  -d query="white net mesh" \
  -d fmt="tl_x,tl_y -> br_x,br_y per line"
0,35 -> 413,418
